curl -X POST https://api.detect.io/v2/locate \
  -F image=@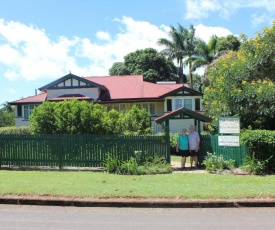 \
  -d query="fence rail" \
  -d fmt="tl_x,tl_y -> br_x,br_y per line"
0,134 -> 168,169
